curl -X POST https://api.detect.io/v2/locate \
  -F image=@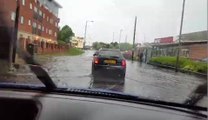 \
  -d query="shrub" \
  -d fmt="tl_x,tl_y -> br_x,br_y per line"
150,56 -> 207,73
